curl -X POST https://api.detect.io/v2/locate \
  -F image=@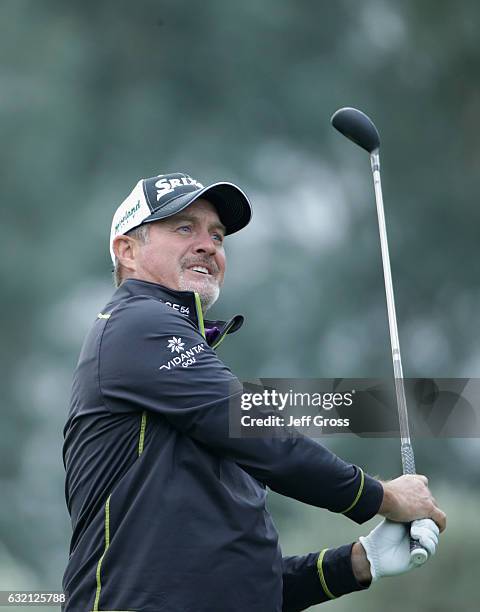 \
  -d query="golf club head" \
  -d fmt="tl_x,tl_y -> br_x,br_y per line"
331,107 -> 380,153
